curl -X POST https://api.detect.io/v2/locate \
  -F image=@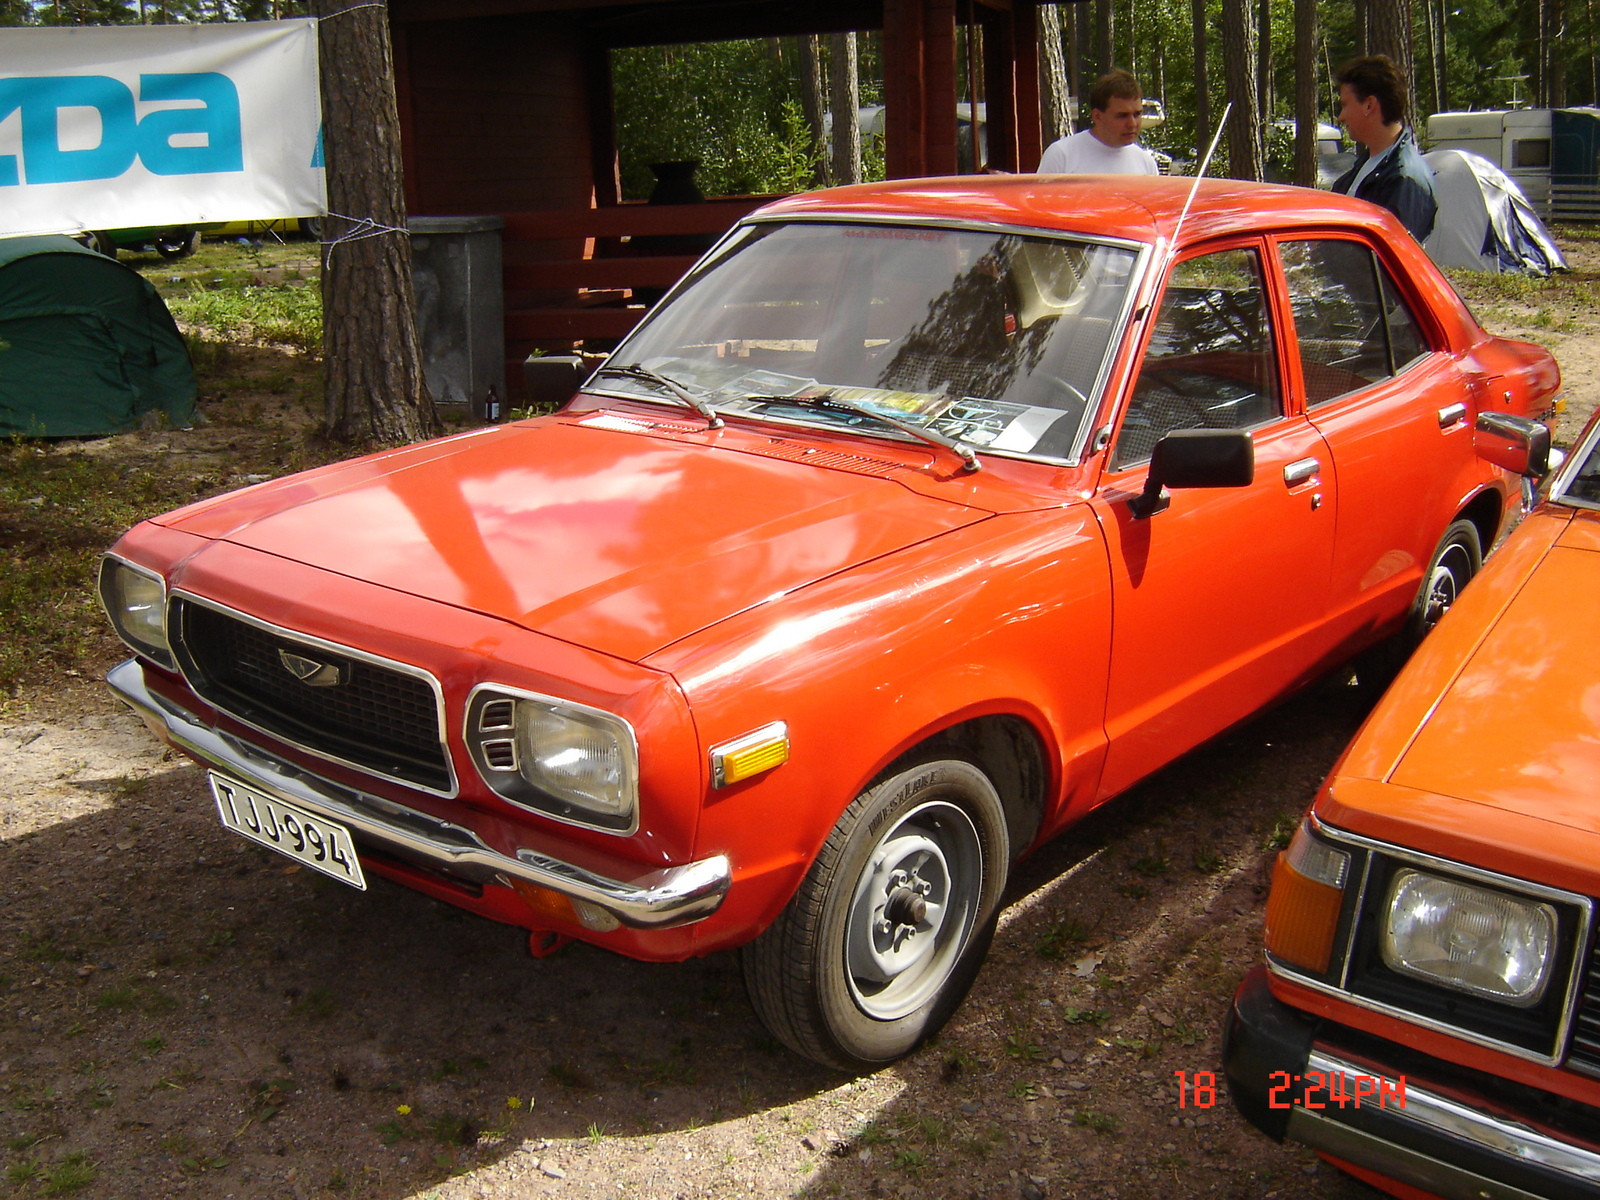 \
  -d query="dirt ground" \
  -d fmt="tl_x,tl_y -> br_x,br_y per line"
3,236 -> 1599,1200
